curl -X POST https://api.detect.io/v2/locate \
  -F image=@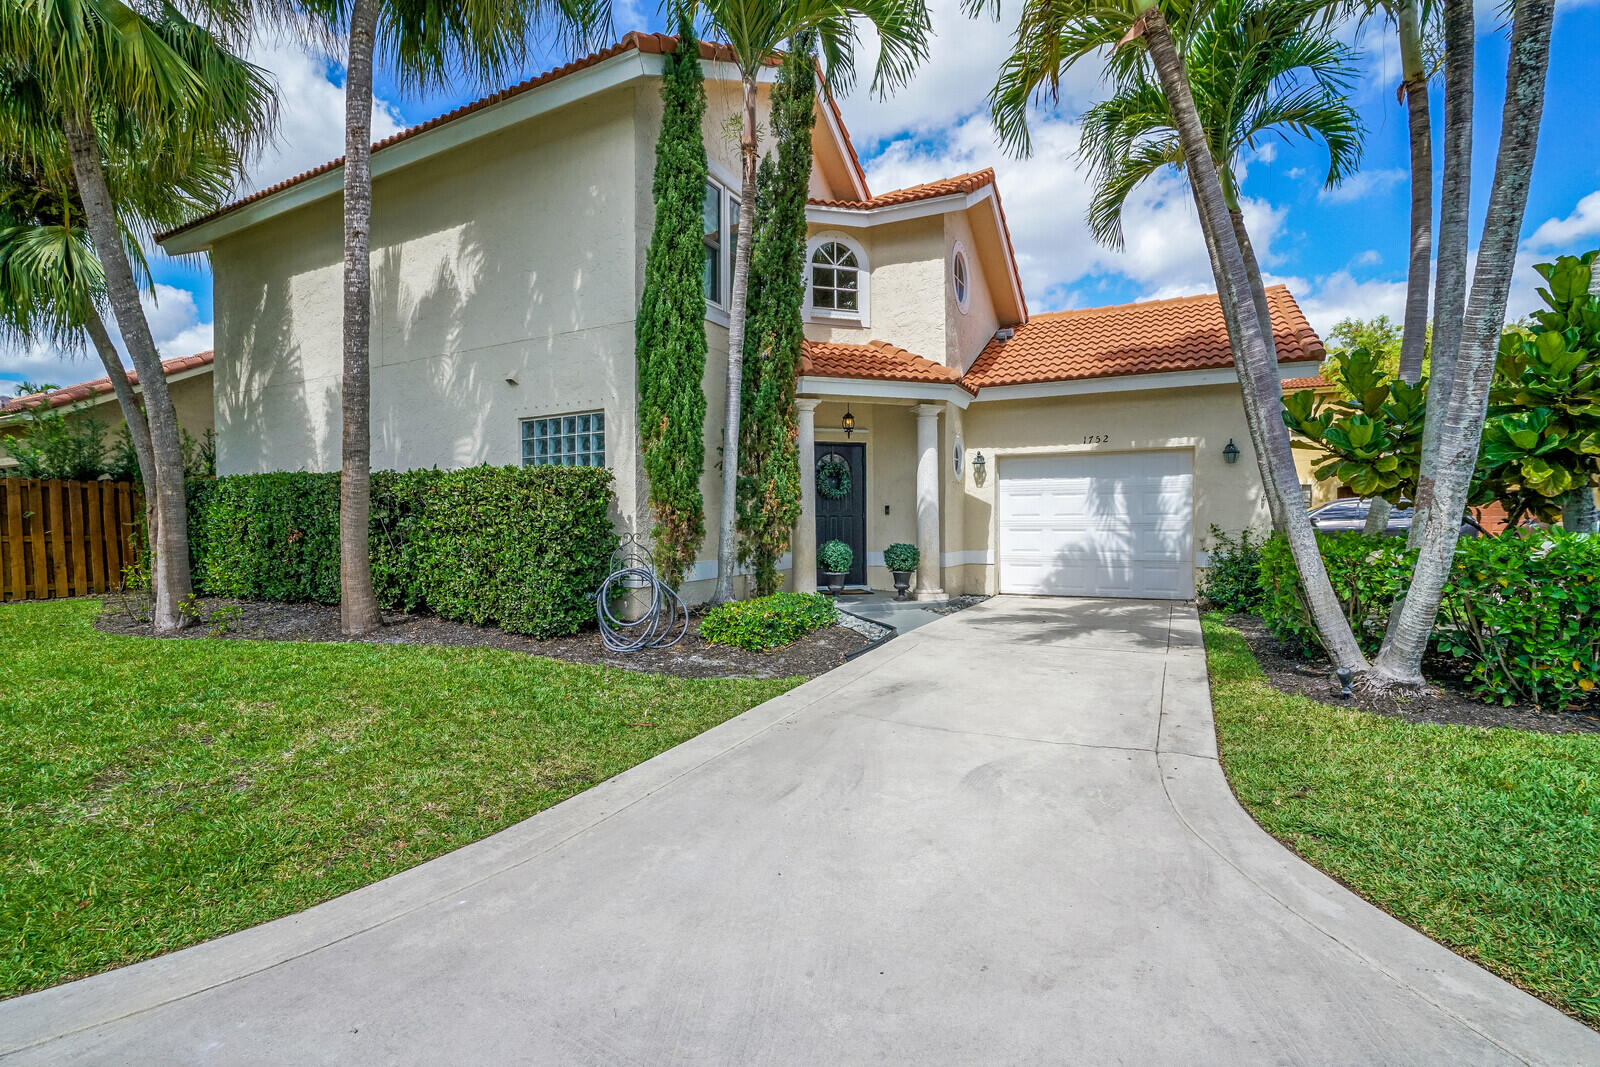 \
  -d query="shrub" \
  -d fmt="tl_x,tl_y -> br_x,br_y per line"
883,542 -> 919,572
700,592 -> 837,651
189,466 -> 617,638
818,539 -> 852,573
1198,525 -> 1265,613
1257,532 -> 1412,655
1436,531 -> 1600,708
